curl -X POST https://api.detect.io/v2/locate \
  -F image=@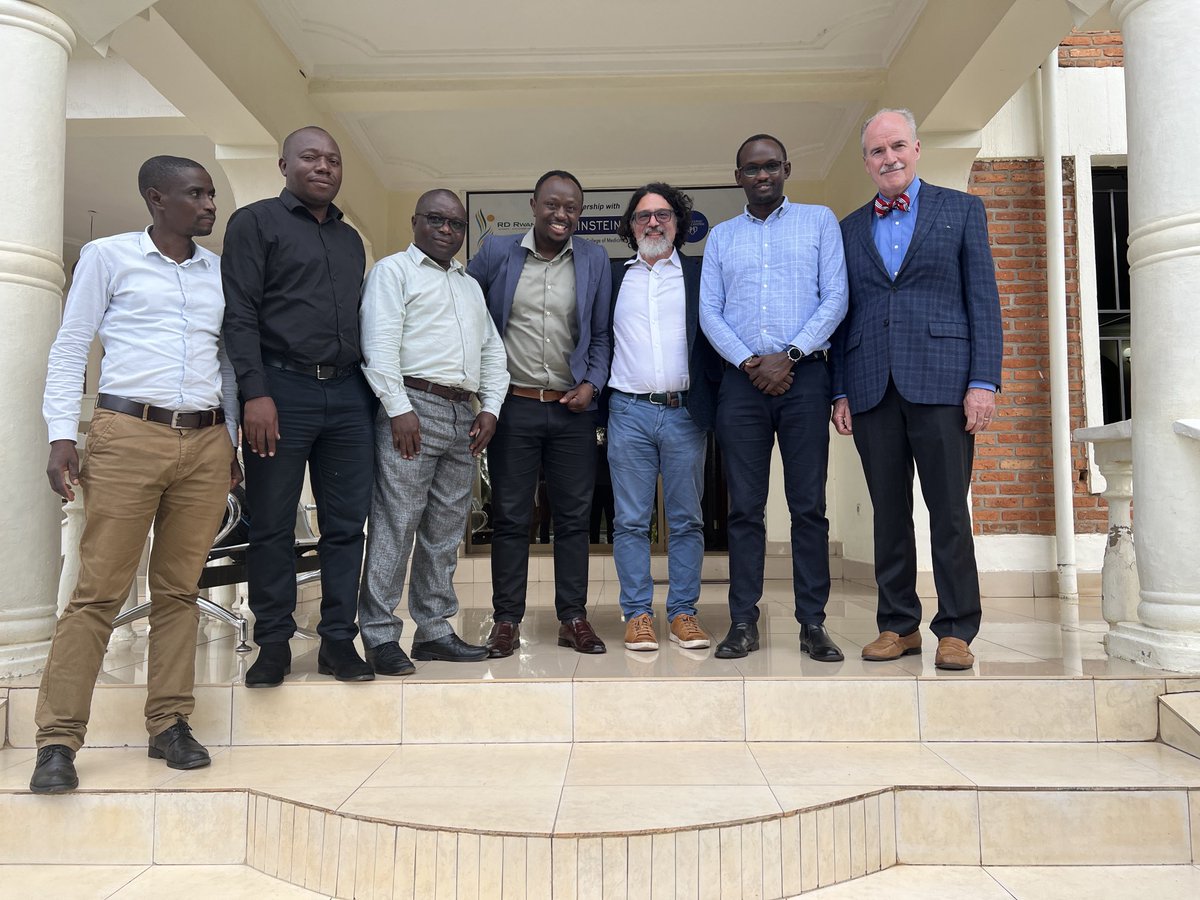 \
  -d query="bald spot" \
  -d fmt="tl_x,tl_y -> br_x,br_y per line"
282,126 -> 337,158
416,189 -> 463,215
